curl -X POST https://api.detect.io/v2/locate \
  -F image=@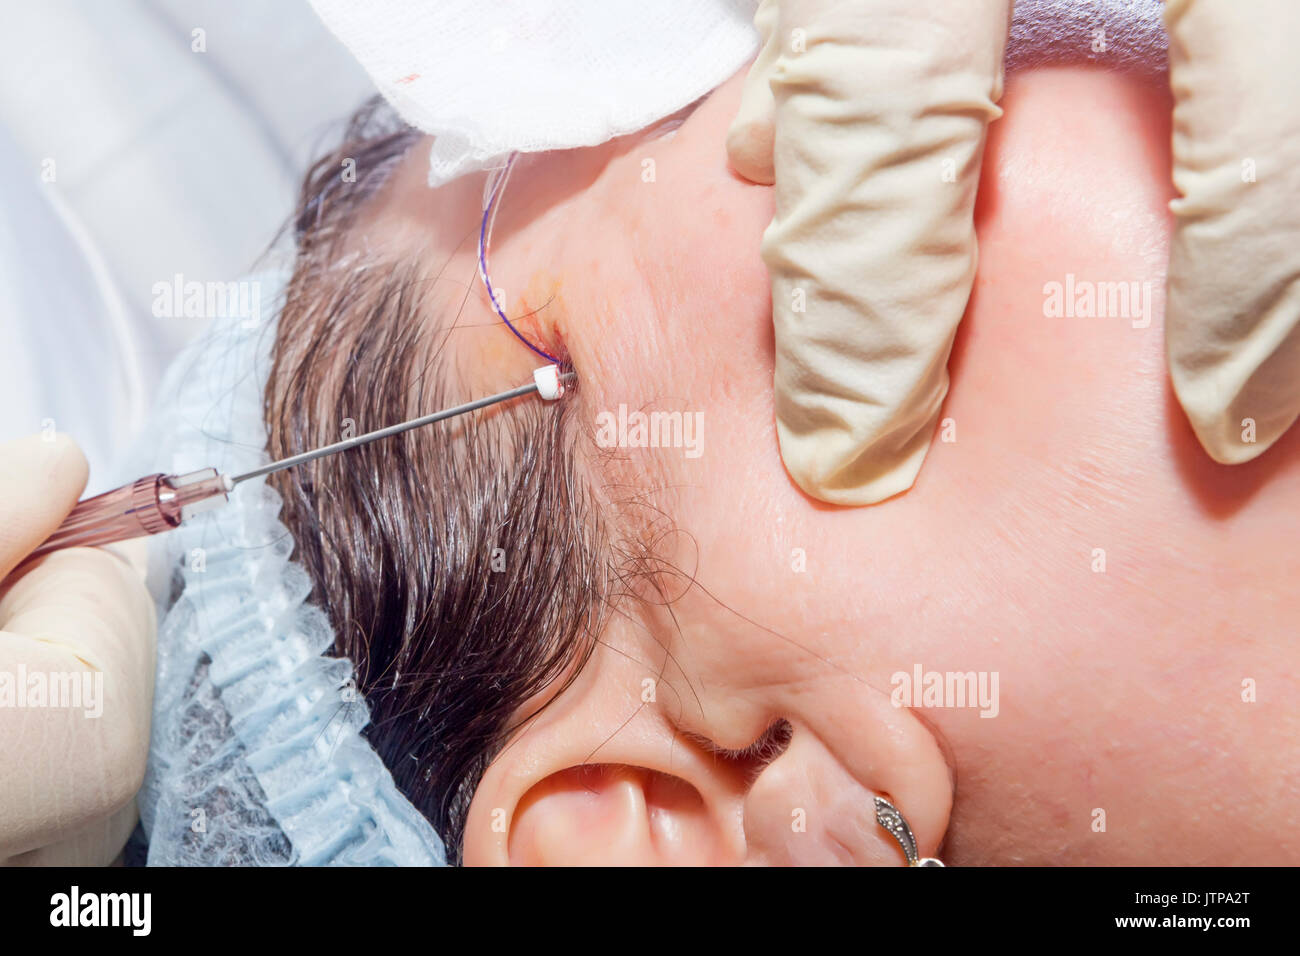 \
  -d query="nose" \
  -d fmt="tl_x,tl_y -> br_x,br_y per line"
741,721 -> 912,866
